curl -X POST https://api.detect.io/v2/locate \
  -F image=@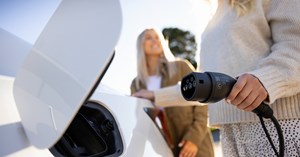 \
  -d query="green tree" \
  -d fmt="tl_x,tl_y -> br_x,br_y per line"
162,27 -> 197,68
